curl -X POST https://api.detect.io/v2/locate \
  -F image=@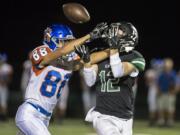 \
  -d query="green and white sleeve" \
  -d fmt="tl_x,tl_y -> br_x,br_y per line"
131,57 -> 146,72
